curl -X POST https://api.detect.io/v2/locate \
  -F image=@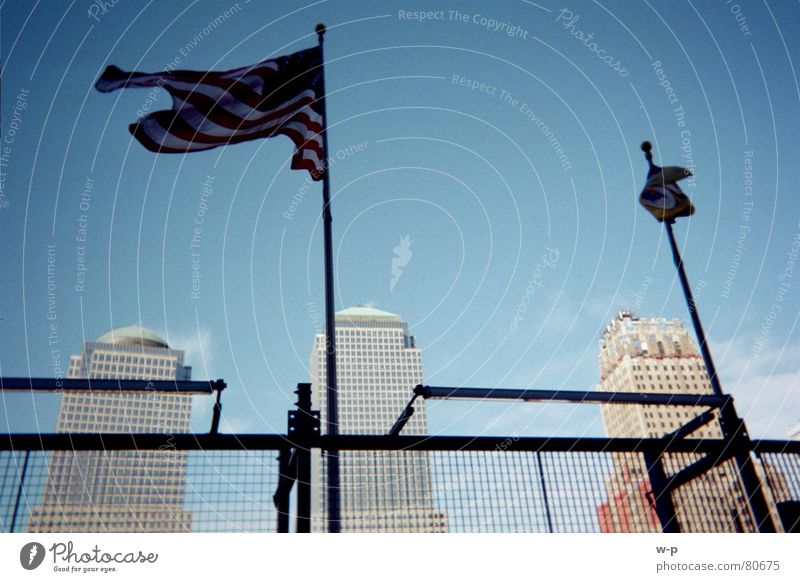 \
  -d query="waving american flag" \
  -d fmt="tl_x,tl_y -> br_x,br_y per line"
96,46 -> 325,179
